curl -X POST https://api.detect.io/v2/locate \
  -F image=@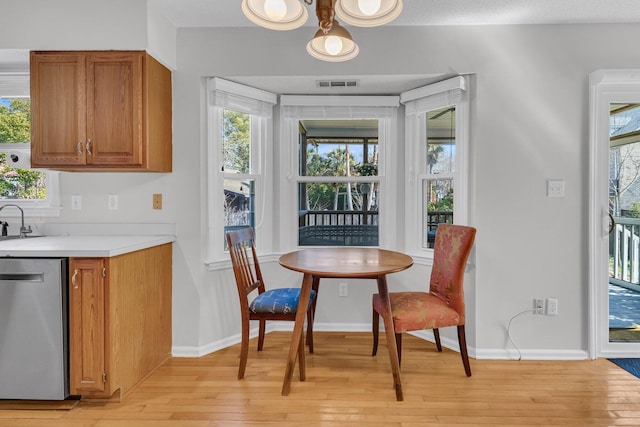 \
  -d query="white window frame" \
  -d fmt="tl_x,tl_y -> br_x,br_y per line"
278,95 -> 400,251
401,76 -> 471,261
205,77 -> 277,268
0,72 -> 61,217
